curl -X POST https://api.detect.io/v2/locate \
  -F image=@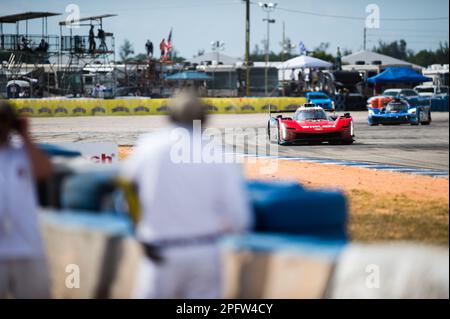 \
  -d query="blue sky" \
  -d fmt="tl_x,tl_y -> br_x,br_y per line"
1,0 -> 448,59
